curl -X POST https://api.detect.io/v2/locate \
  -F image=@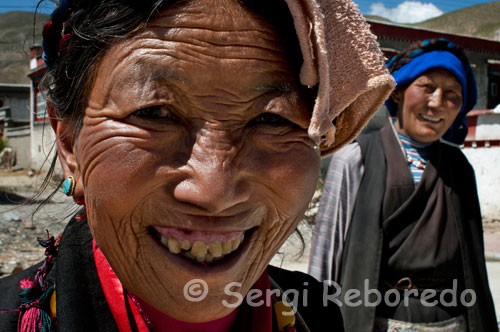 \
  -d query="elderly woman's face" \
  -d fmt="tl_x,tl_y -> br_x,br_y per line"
395,68 -> 463,143
71,0 -> 319,322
